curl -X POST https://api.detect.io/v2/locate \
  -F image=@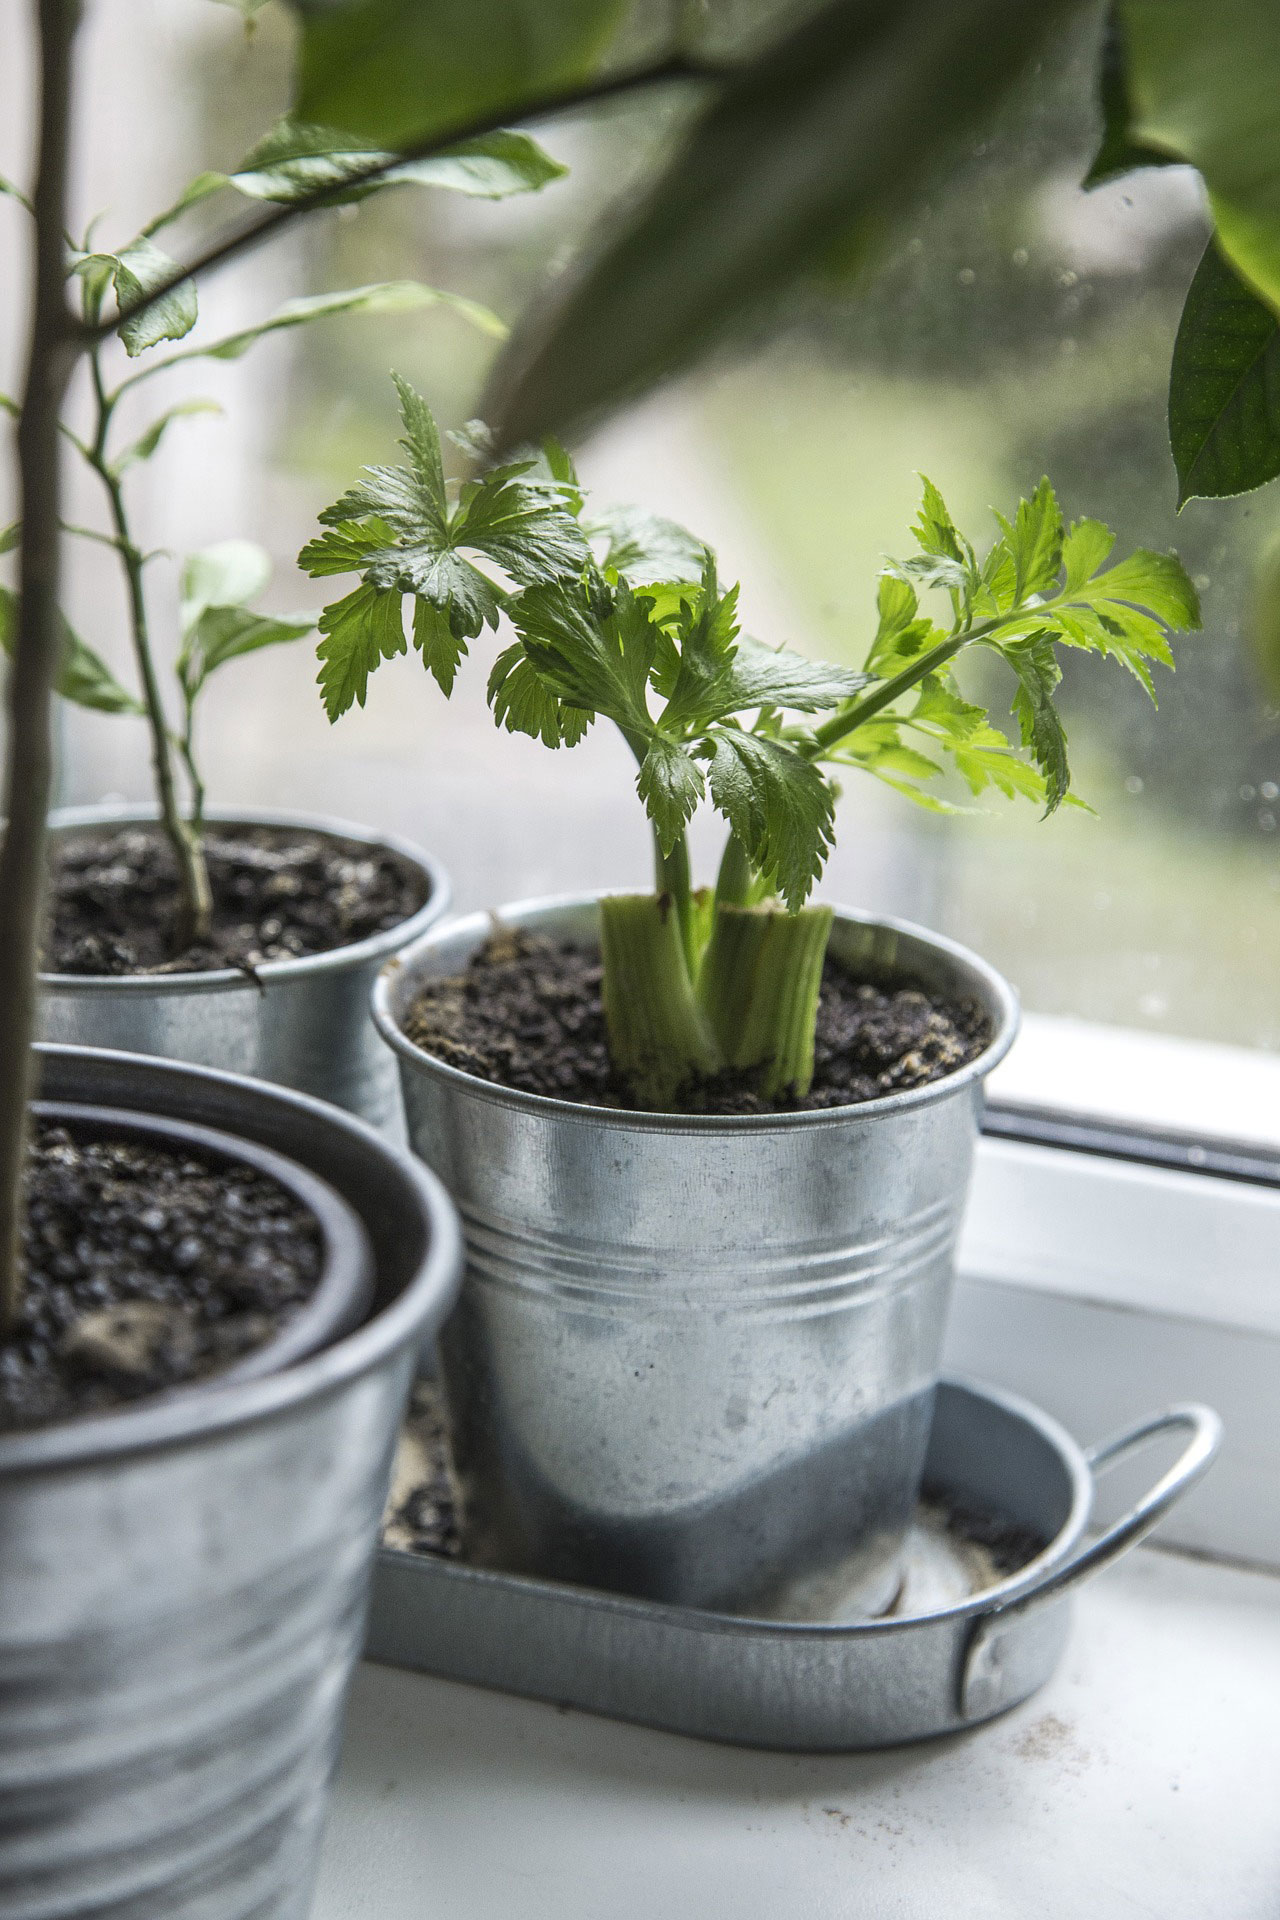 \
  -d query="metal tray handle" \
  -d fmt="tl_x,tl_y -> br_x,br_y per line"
960,1402 -> 1222,1721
